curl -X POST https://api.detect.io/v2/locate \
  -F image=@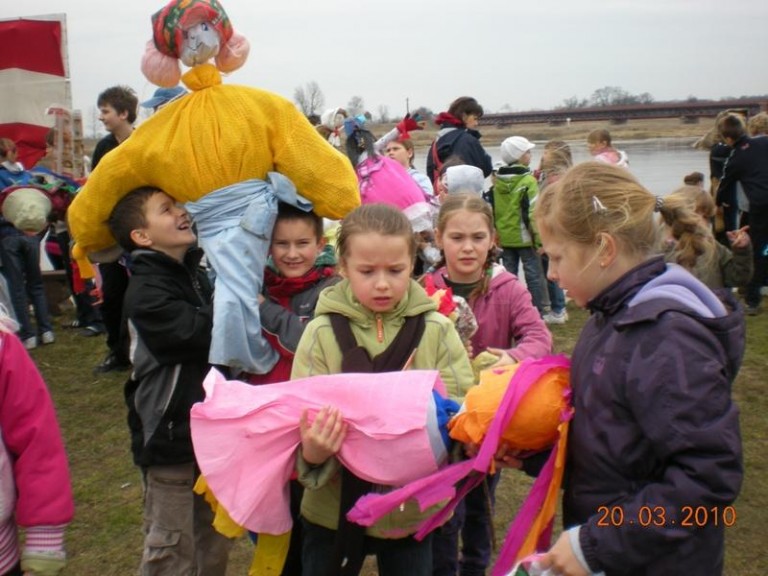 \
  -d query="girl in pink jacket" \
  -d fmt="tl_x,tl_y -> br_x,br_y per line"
424,192 -> 551,576
0,312 -> 74,575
